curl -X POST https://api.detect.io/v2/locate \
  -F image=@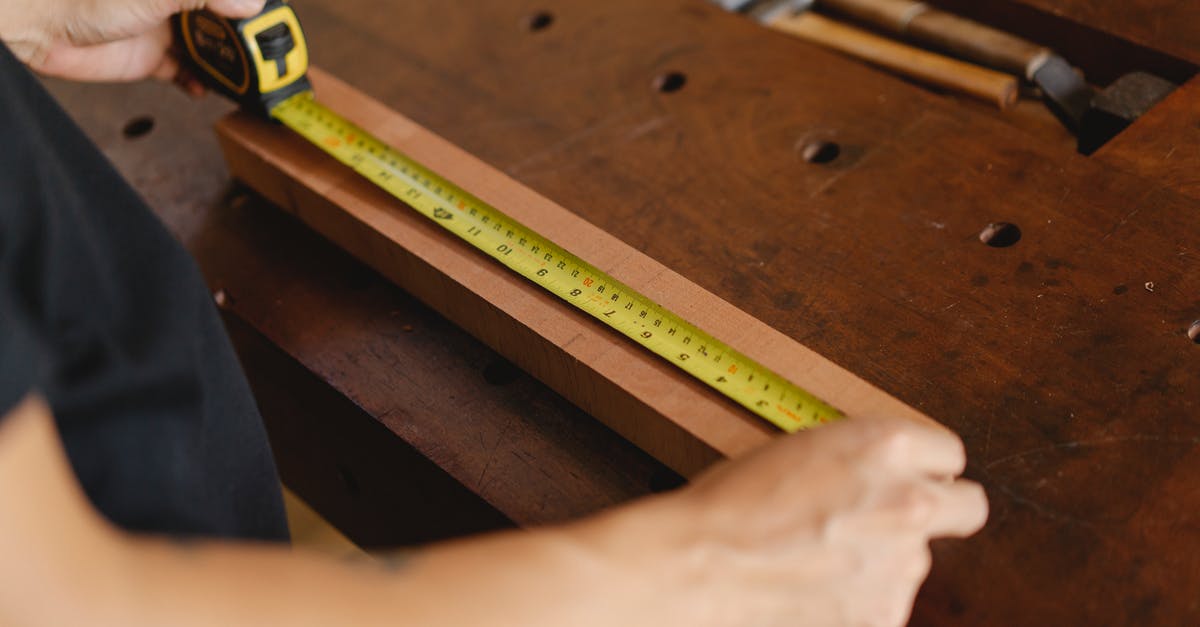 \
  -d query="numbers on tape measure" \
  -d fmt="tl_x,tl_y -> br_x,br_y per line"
271,94 -> 844,432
